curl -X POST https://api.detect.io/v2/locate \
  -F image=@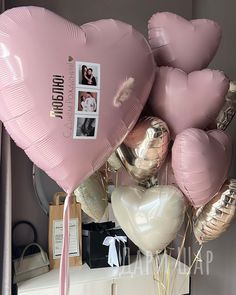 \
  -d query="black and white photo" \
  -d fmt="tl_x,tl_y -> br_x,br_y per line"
74,116 -> 98,139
